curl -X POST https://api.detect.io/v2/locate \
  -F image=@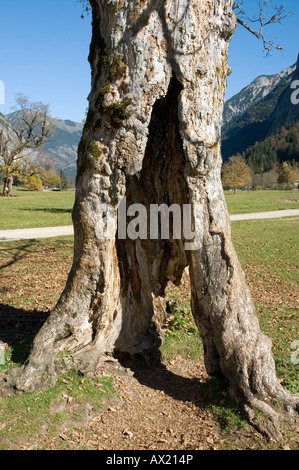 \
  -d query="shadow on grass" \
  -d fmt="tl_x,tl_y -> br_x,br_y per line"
115,353 -> 247,432
0,242 -> 40,271
116,352 -> 203,404
19,208 -> 72,214
0,304 -> 49,366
